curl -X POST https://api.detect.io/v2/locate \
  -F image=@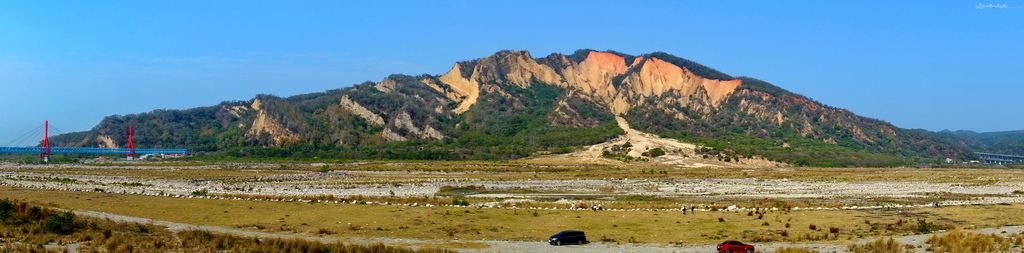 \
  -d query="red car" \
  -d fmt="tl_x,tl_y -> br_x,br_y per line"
717,240 -> 754,253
